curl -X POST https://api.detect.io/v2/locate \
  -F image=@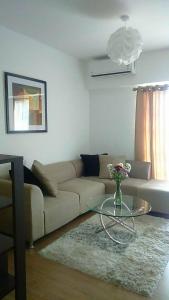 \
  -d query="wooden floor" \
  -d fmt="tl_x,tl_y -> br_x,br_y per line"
4,213 -> 169,300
